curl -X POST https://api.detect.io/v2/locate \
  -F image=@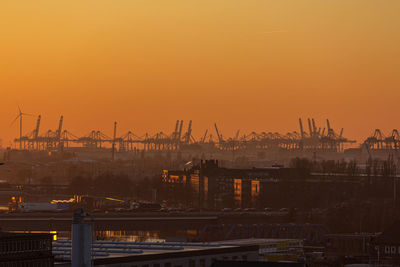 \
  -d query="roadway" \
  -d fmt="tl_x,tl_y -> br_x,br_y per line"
0,211 -> 292,231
